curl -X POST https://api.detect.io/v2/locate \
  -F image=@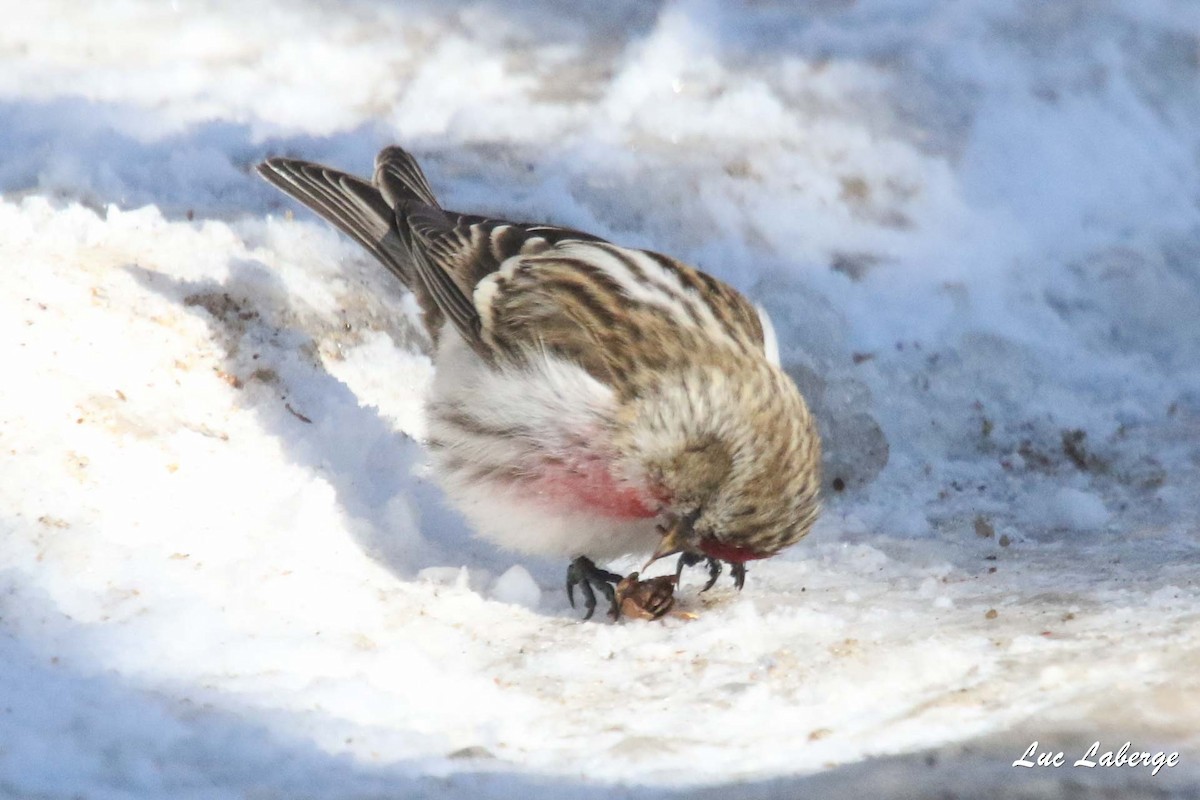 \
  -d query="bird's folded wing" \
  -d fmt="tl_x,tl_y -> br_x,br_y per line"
402,203 -> 488,350
472,240 -> 770,391
398,205 -> 606,357
262,151 -> 770,377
